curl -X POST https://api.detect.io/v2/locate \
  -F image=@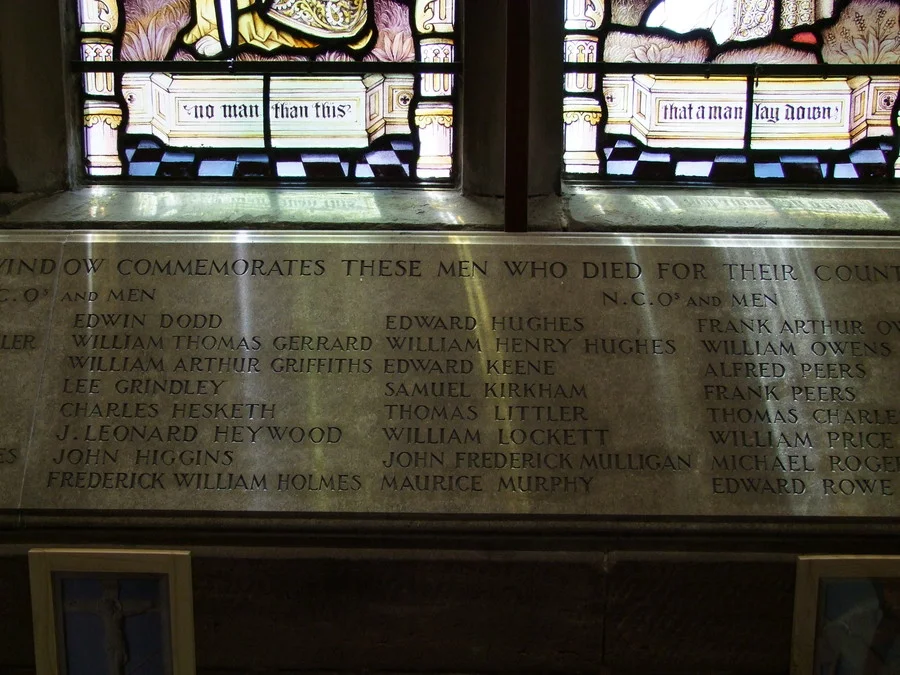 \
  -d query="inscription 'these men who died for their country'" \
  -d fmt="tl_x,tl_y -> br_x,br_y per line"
2,246 -> 899,517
